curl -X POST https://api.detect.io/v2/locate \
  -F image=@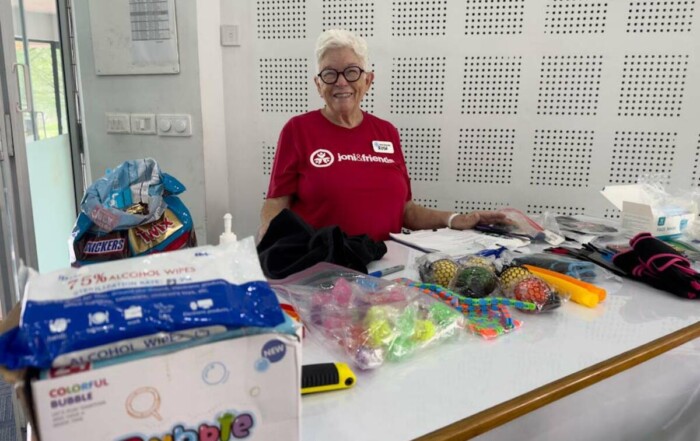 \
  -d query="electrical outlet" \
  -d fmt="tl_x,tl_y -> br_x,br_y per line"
106,113 -> 131,134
